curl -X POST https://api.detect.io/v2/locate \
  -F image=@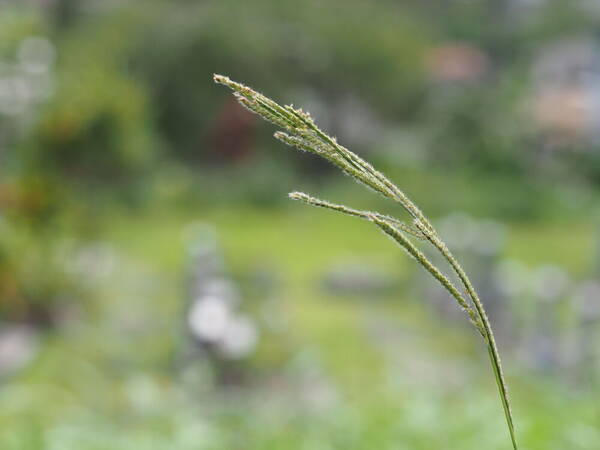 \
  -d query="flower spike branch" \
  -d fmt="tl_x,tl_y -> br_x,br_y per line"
214,74 -> 518,450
